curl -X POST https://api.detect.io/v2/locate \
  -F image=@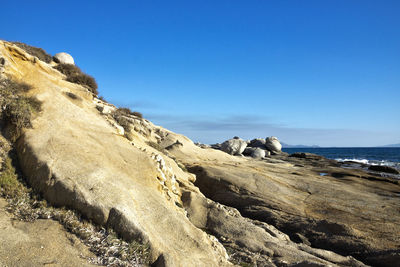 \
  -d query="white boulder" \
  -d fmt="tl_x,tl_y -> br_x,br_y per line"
251,148 -> 266,159
53,52 -> 75,65
265,136 -> 282,153
249,138 -> 266,148
221,138 -> 248,155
